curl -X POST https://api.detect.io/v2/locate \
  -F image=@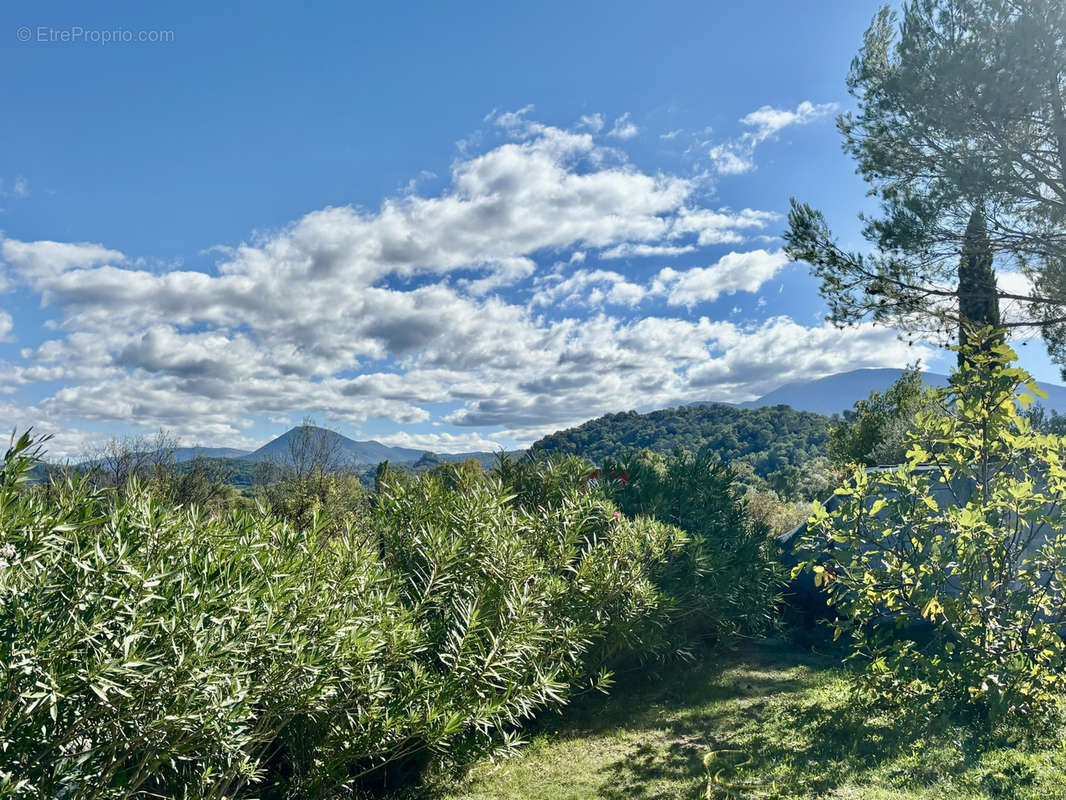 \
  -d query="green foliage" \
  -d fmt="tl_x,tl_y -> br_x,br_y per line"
1026,404 -> 1066,437
0,432 -> 728,796
958,207 -> 1001,363
761,456 -> 836,503
378,463 -> 687,688
600,449 -> 783,639
494,453 -> 600,513
496,452 -> 783,643
785,1 -> 1066,352
422,457 -> 484,486
530,403 -> 830,485
0,433 -> 410,798
150,456 -> 241,511
795,332 -> 1066,722
828,364 -> 935,467
740,484 -> 814,537
257,468 -> 371,536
